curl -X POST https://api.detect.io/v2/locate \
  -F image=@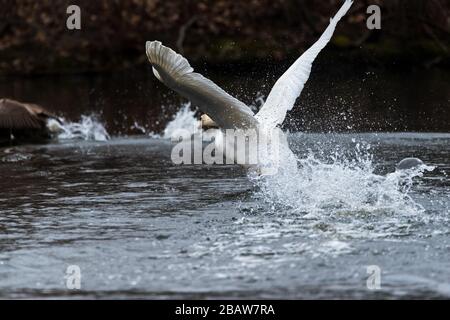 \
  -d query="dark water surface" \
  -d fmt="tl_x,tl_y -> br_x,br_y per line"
0,66 -> 449,299
0,133 -> 449,299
